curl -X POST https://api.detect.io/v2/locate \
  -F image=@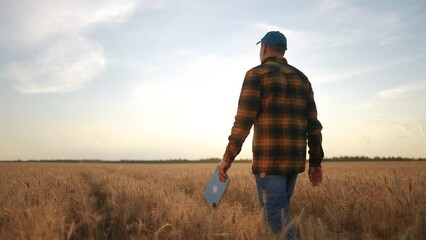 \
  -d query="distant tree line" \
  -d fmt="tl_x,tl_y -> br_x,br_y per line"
325,156 -> 426,161
0,156 -> 424,163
